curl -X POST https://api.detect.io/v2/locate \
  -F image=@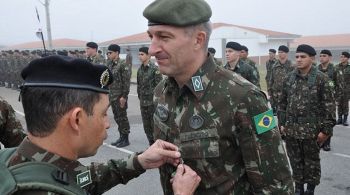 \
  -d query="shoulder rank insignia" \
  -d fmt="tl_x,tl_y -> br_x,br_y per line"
253,109 -> 276,134
191,76 -> 204,92
76,170 -> 92,187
